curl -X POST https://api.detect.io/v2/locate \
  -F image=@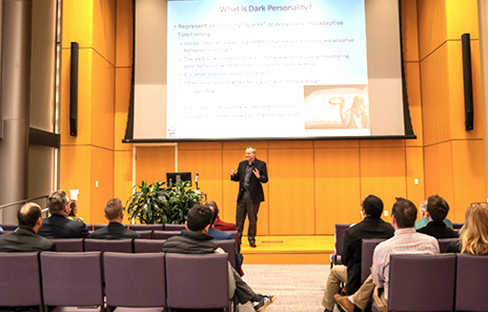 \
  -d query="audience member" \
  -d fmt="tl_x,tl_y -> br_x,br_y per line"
67,199 -> 83,222
322,195 -> 394,312
414,198 -> 453,230
334,198 -> 439,312
207,200 -> 242,249
417,195 -> 458,239
446,202 -> 488,254
38,190 -> 90,239
91,198 -> 141,240
0,203 -> 57,252
162,205 -> 276,312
